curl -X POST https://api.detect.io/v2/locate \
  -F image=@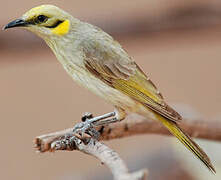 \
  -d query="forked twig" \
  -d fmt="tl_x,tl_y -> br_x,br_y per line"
34,113 -> 221,180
